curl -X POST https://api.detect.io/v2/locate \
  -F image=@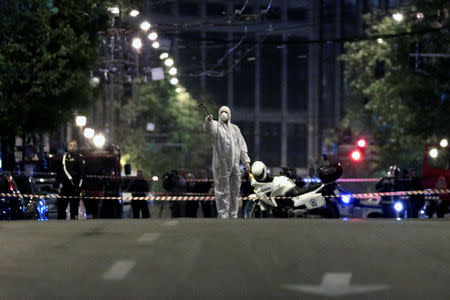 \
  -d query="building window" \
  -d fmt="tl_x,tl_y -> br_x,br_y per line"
287,42 -> 308,111
287,7 -> 307,22
260,122 -> 281,166
205,32 -> 228,105
180,2 -> 199,17
151,3 -> 172,15
207,3 -> 226,17
322,0 -> 336,24
233,121 -> 254,159
263,6 -> 281,20
260,44 -> 281,111
320,43 -> 336,129
234,50 -> 255,109
287,124 -> 307,167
